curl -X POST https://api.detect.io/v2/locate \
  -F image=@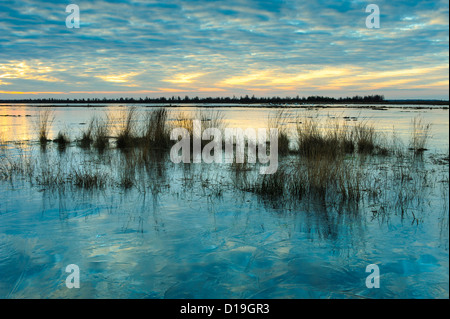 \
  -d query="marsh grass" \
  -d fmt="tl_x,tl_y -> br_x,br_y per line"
296,115 -> 325,157
295,114 -> 389,159
294,153 -> 364,202
78,118 -> 95,148
230,143 -> 255,173
296,115 -> 352,158
249,166 -> 288,198
1,107 -> 446,226
246,147 -> 438,210
268,110 -> 290,155
302,155 -> 340,198
0,150 -> 34,181
143,108 -> 171,149
245,157 -> 363,204
54,130 -> 70,151
239,114 -> 386,204
115,107 -> 139,149
117,150 -> 138,189
93,116 -> 110,151
0,132 -> 6,150
335,158 -> 363,201
199,109 -> 225,131
173,111 -> 194,135
246,114 -> 388,204
354,121 -> 376,154
410,116 -> 432,154
35,108 -> 54,146
73,168 -> 108,189
36,161 -> 65,187
172,109 -> 226,152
